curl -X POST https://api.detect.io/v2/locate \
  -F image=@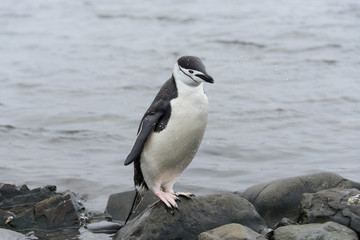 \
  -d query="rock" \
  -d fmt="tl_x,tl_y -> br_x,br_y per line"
0,209 -> 15,224
0,184 -> 57,214
105,190 -> 157,221
114,193 -> 267,240
0,228 -> 28,240
273,218 -> 298,229
272,221 -> 358,240
299,188 -> 360,235
240,172 -> 360,227
0,183 -> 82,233
265,218 -> 298,239
195,223 -> 267,240
9,192 -> 81,230
36,192 -> 81,229
86,220 -> 123,234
